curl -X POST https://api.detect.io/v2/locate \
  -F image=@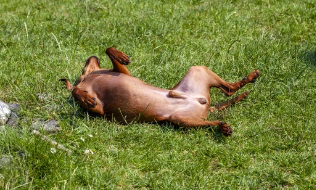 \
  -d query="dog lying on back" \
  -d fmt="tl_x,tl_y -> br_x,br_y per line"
61,47 -> 259,136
